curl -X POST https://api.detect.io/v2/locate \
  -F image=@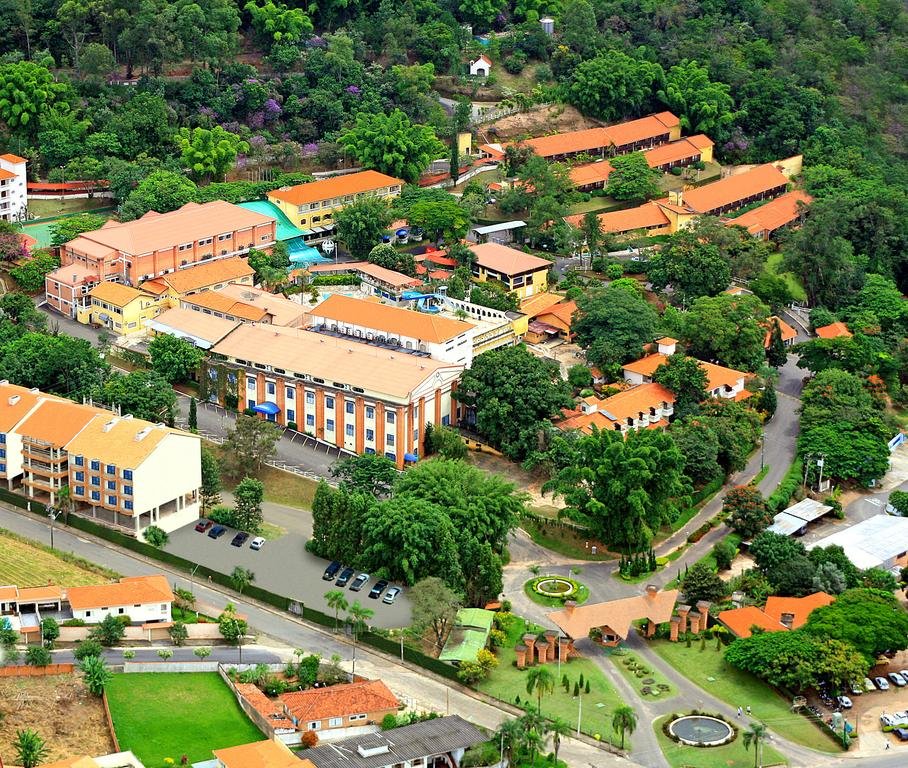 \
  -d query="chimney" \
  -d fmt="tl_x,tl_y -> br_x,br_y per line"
563,599 -> 577,616
8,395 -> 19,406
645,584 -> 658,599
